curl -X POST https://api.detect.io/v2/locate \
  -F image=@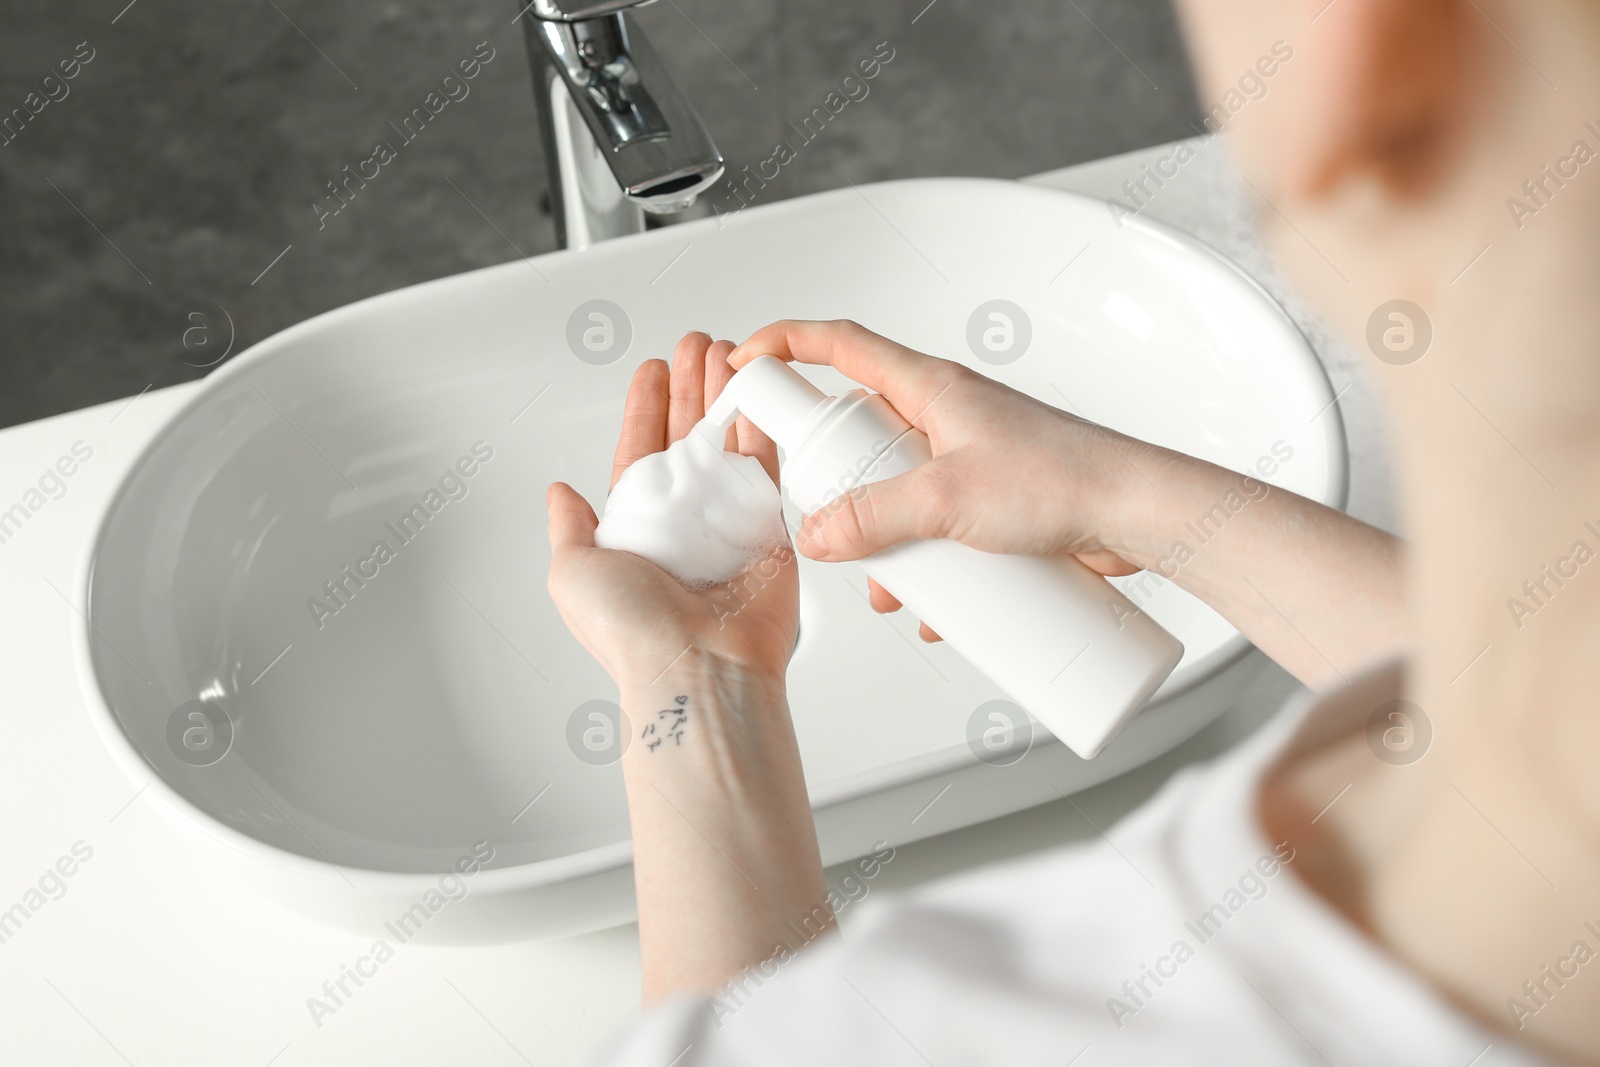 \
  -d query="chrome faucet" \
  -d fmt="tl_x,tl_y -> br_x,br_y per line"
515,0 -> 725,250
